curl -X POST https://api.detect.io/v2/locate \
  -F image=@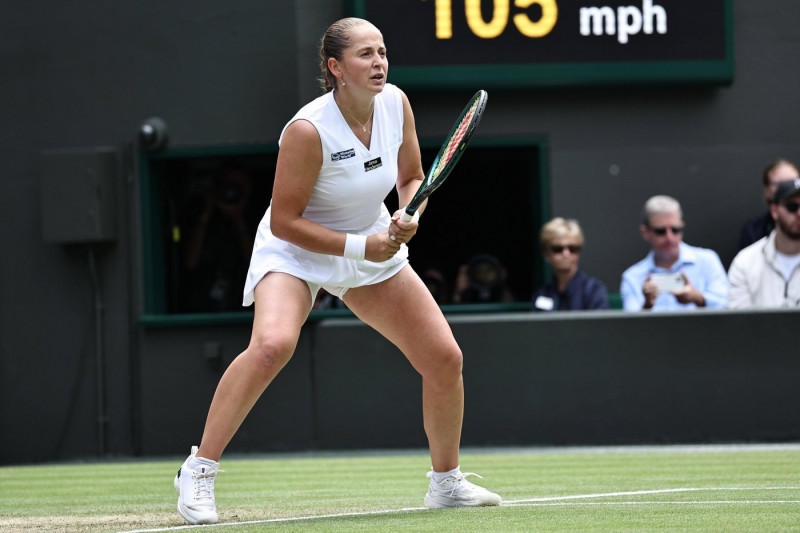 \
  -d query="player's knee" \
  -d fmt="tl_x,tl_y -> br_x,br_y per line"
427,344 -> 463,383
245,333 -> 296,377
446,346 -> 464,376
